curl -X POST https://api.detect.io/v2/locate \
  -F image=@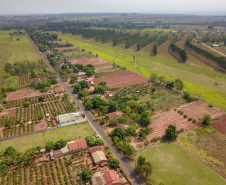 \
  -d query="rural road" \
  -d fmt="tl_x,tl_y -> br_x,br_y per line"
25,31 -> 145,185
201,43 -> 226,57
